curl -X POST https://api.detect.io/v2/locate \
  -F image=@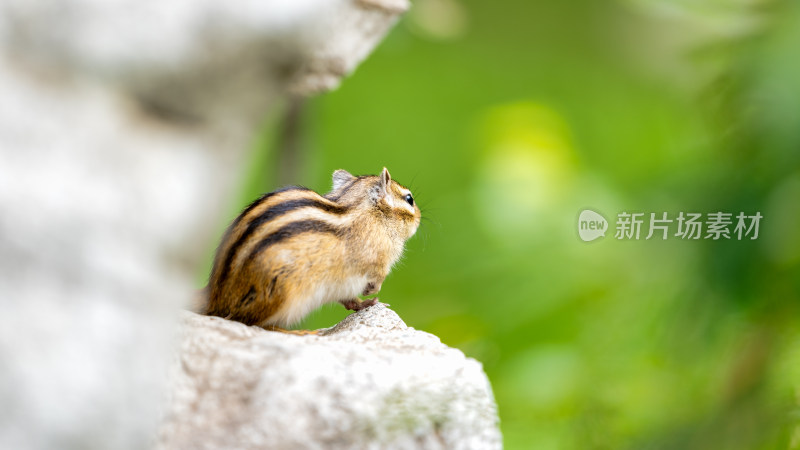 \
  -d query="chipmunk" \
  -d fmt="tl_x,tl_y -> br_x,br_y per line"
202,167 -> 420,328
